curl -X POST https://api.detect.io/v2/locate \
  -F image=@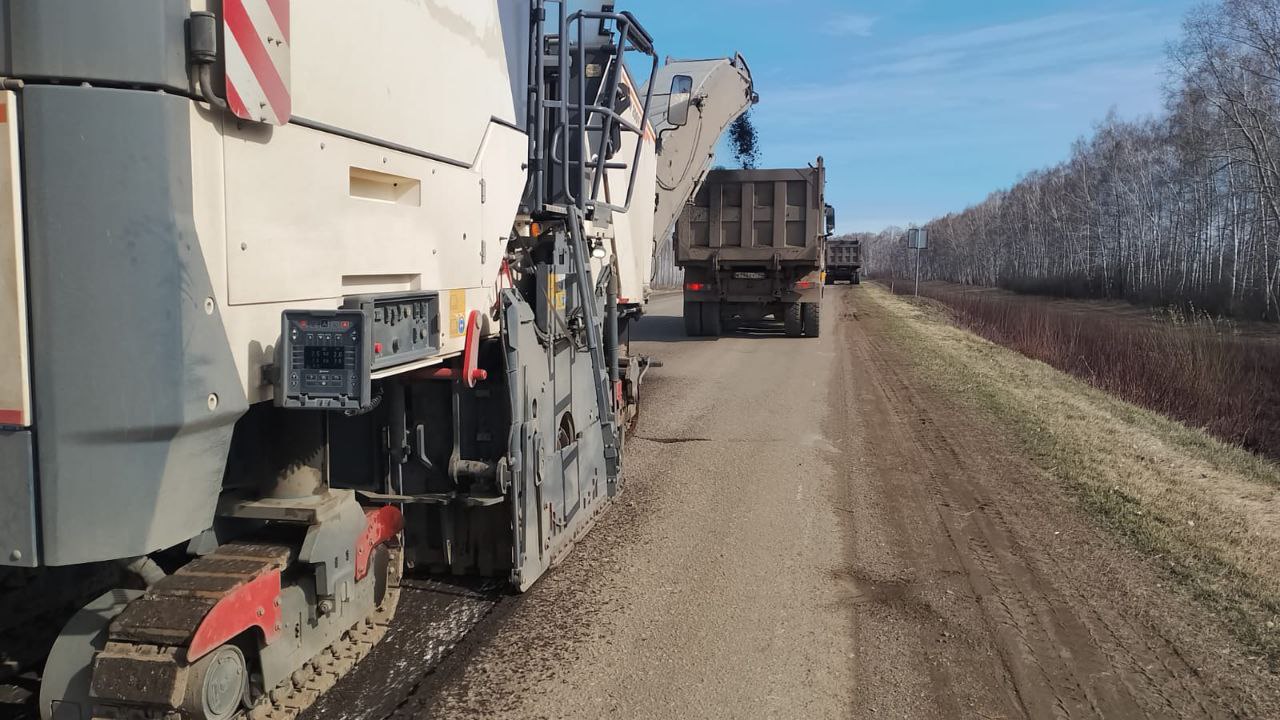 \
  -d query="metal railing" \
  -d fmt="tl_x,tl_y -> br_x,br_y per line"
530,1 -> 658,217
